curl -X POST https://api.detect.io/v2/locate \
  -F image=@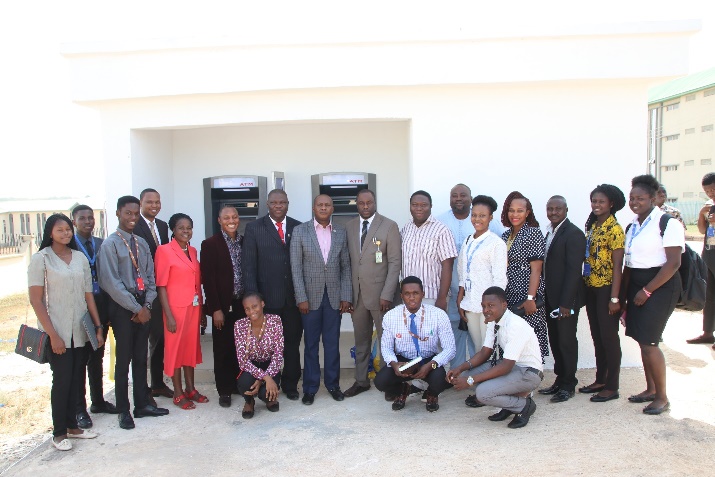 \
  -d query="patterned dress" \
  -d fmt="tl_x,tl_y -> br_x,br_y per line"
501,226 -> 549,359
